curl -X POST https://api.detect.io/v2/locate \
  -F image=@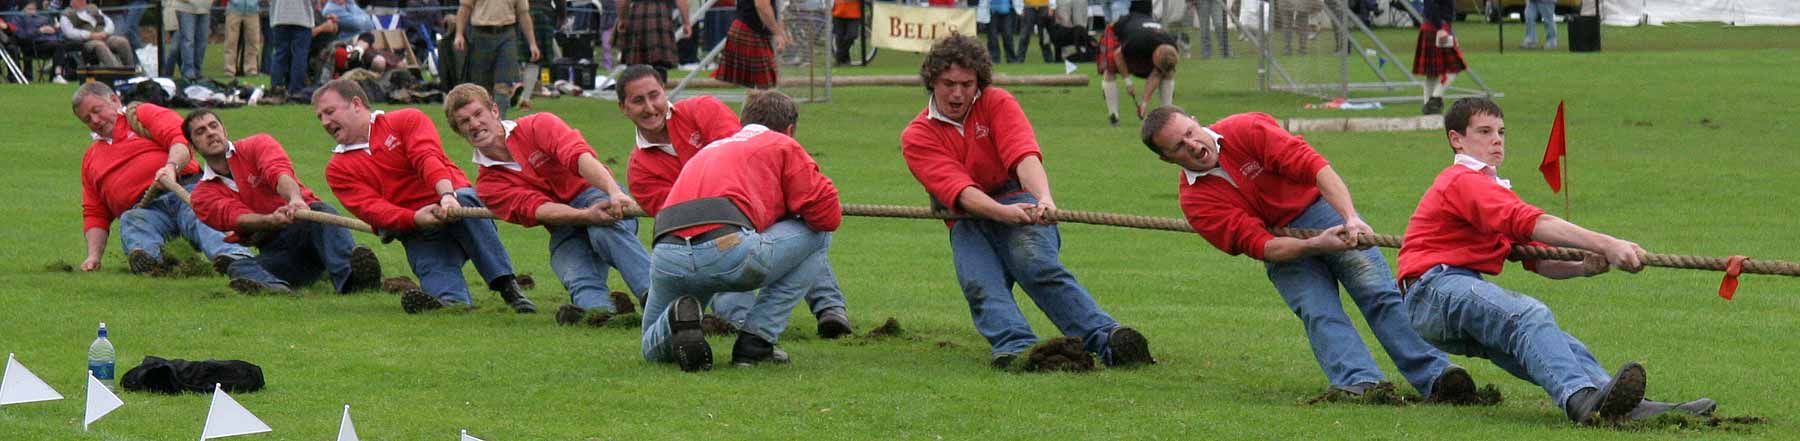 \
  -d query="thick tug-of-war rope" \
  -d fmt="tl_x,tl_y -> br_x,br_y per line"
145,182 -> 378,234
435,204 -> 1800,278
